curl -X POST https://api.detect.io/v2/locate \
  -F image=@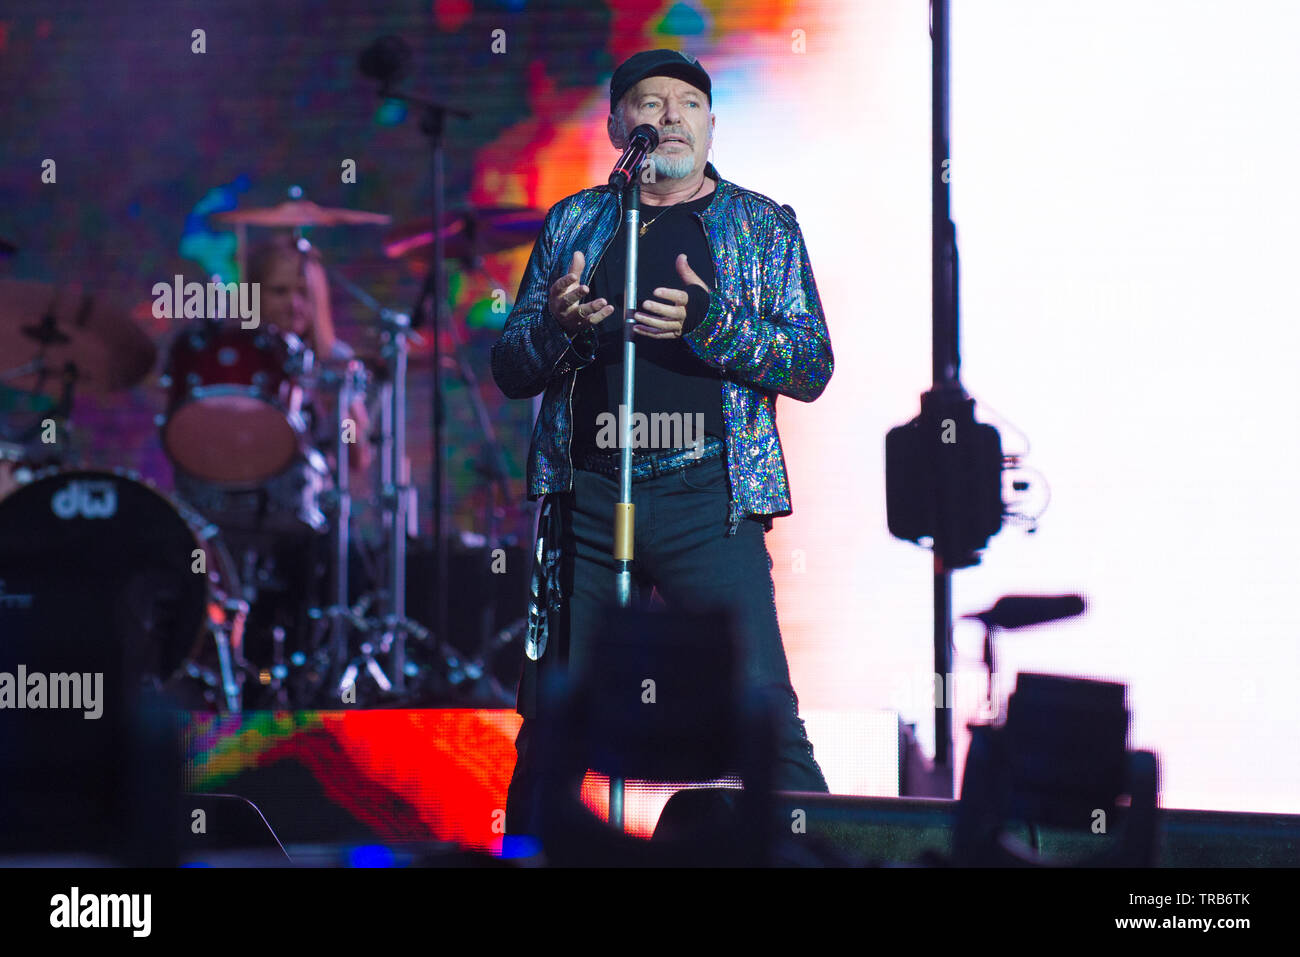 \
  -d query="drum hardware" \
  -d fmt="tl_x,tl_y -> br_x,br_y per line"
304,304 -> 429,702
1,282 -> 142,483
222,534 -> 335,709
303,594 -> 377,700
386,238 -> 535,668
328,595 -> 442,705
172,451 -> 331,536
310,592 -> 373,629
128,185 -> 541,708
0,367 -> 79,501
210,199 -> 393,229
189,595 -> 249,712
194,169 -> 541,705
293,243 -> 430,699
209,185 -> 394,278
278,292 -> 486,706
382,205 -> 546,266
317,243 -> 536,703
159,315 -> 332,707
0,279 -> 156,396
0,435 -> 70,501
249,625 -> 290,708
0,357 -> 64,392
375,306 -> 418,692
205,189 -> 396,700
308,352 -> 369,696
